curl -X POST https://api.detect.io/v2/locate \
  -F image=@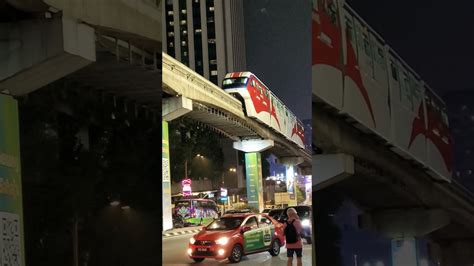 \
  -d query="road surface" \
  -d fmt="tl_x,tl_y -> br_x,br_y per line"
162,233 -> 312,265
